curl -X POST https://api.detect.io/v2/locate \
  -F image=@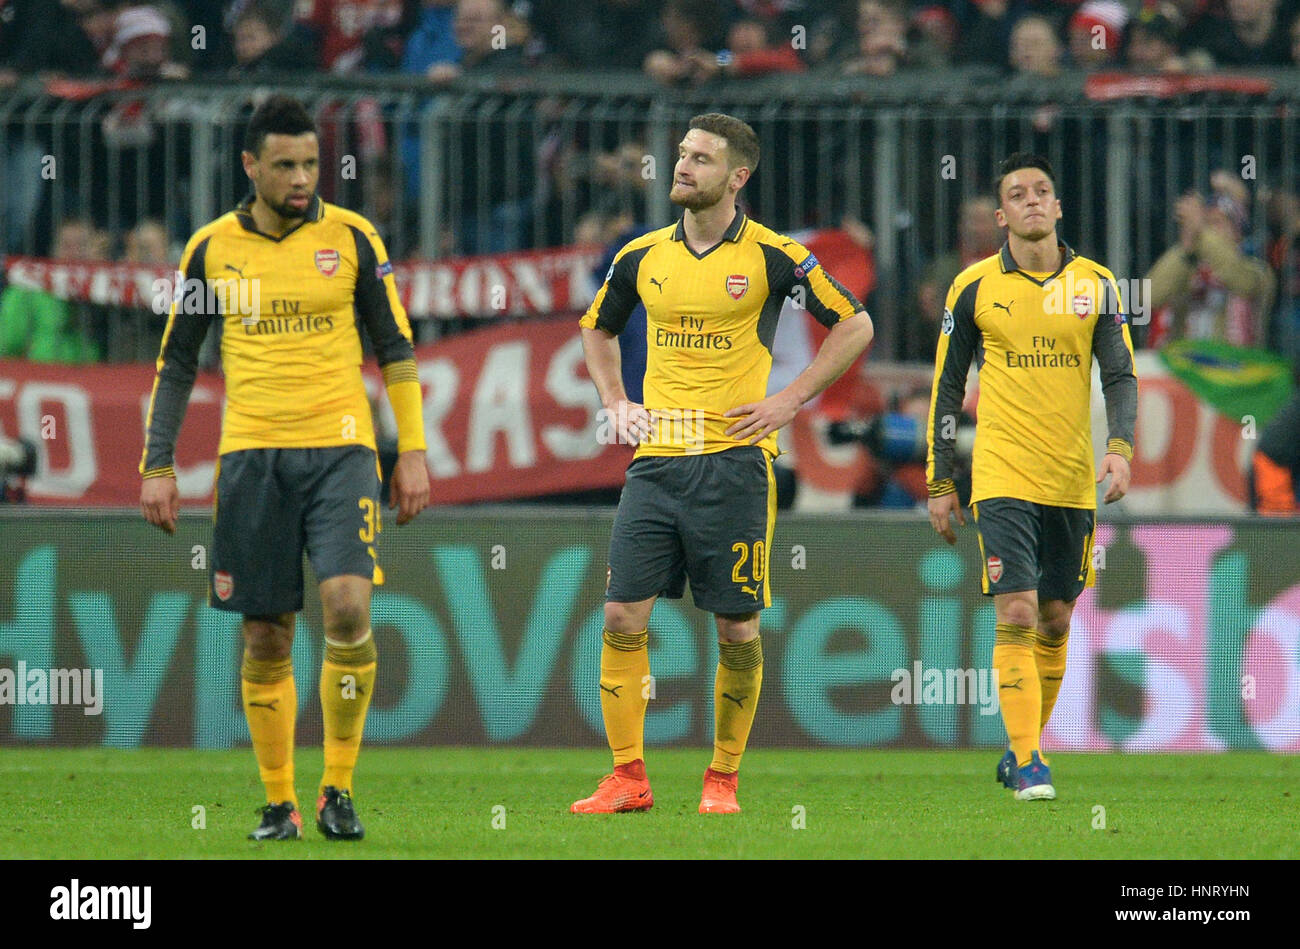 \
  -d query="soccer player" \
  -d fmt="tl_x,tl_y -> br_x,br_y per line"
926,153 -> 1137,801
574,113 -> 874,814
138,95 -> 430,840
